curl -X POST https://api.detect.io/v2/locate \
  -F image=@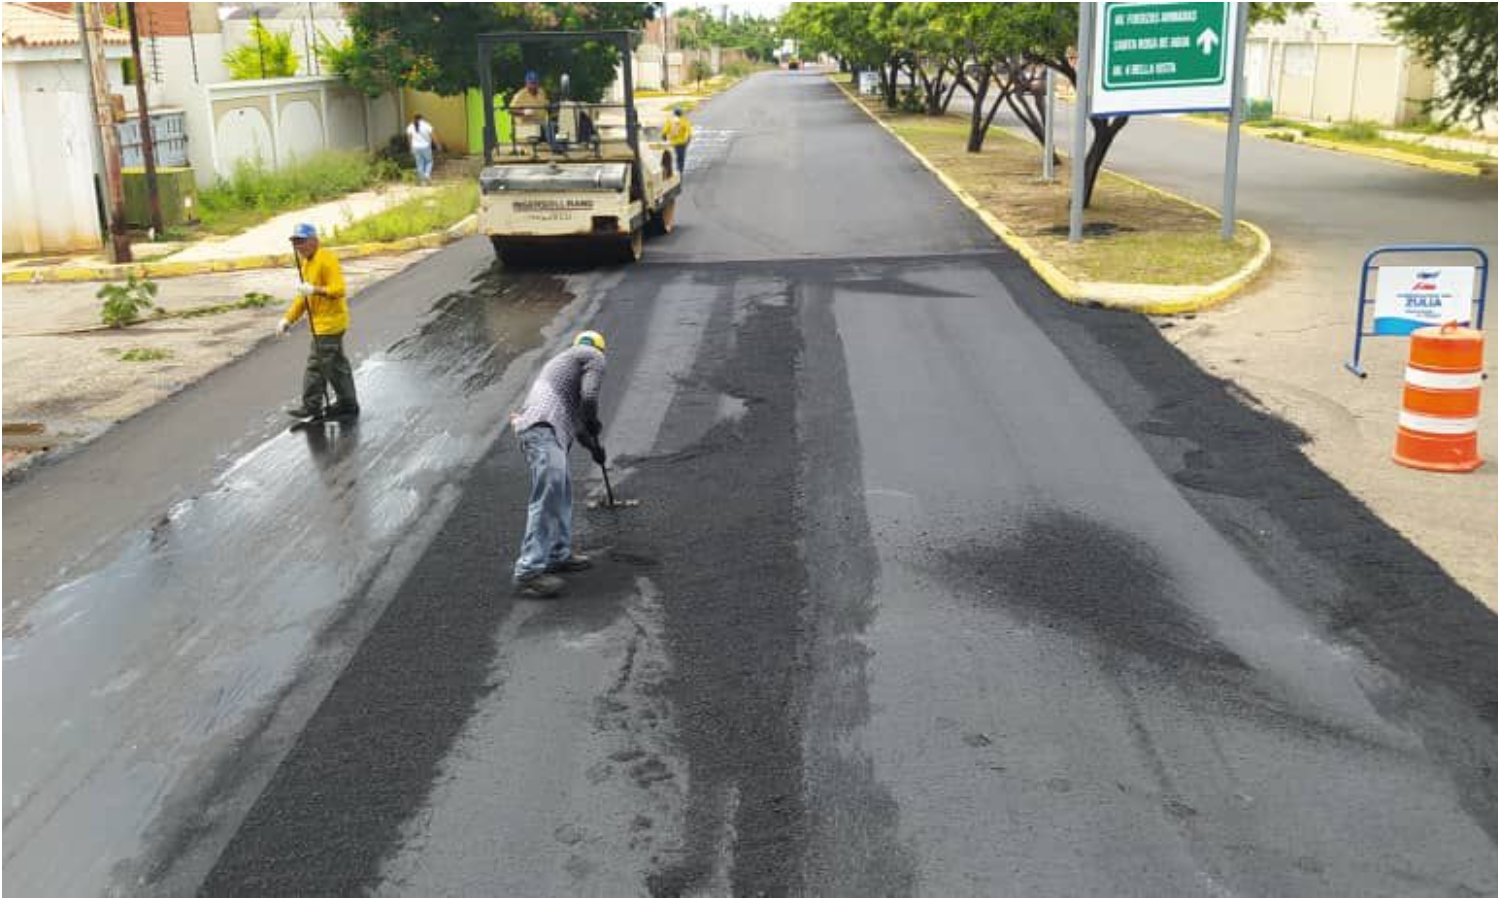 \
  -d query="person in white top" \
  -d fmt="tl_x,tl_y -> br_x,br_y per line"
406,114 -> 437,184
